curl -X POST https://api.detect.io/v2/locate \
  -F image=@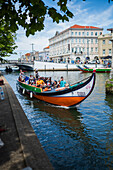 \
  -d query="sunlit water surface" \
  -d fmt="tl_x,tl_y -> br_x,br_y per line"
4,71 -> 113,170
